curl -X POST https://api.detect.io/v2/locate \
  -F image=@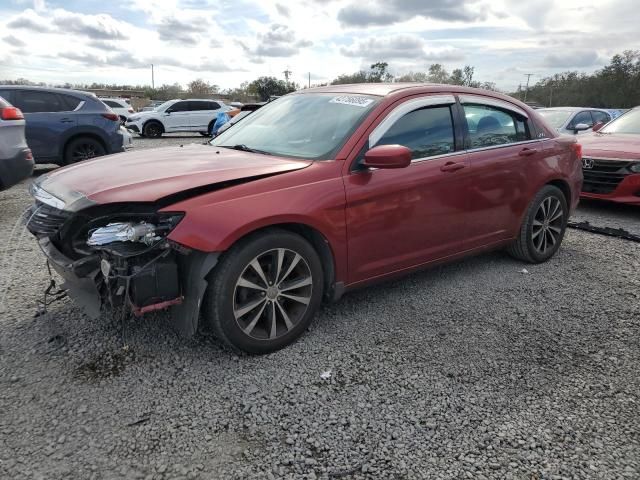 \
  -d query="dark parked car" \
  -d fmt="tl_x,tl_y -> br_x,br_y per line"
27,84 -> 582,354
0,86 -> 126,165
0,96 -> 33,190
